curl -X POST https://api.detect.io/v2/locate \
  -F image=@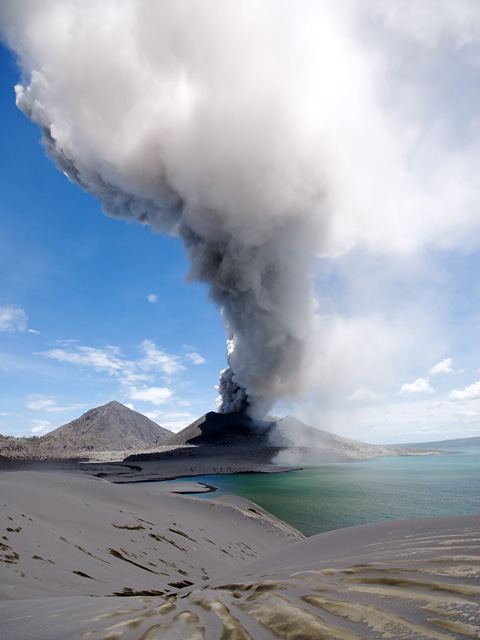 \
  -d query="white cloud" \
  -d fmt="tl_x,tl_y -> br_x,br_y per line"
139,340 -> 185,376
1,0 -> 479,437
124,403 -> 135,410
312,393 -> 479,445
128,386 -> 173,405
142,410 -> 195,433
449,381 -> 480,402
30,419 -> 52,434
40,340 -> 186,382
147,294 -> 158,303
55,338 -> 79,346
0,304 -> 28,332
187,352 -> 206,365
346,388 -> 383,404
429,358 -> 454,375
26,395 -> 57,411
184,346 -> 207,365
3,0 -> 480,428
25,394 -> 85,413
398,377 -> 434,395
36,341 -> 195,413
40,345 -> 128,374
